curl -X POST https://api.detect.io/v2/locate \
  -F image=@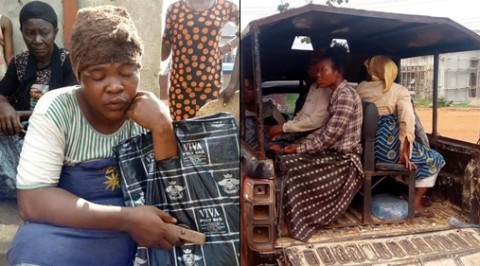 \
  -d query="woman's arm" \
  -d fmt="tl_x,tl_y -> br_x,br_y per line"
161,4 -> 174,62
399,138 -> 417,171
17,188 -> 178,248
395,85 -> 416,158
1,16 -> 14,64
0,60 -> 25,134
283,86 -> 331,133
0,96 -> 22,135
297,90 -> 354,153
17,109 -> 179,248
